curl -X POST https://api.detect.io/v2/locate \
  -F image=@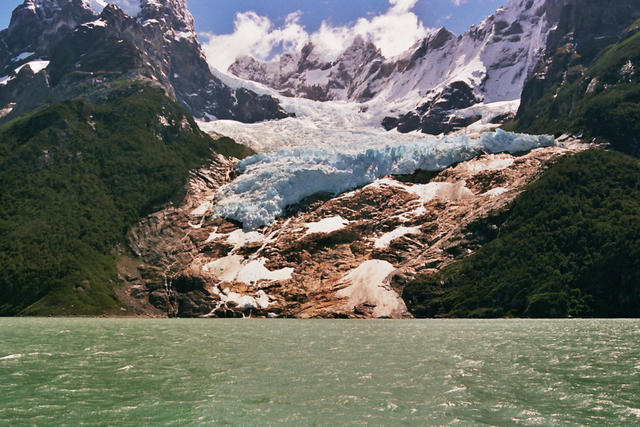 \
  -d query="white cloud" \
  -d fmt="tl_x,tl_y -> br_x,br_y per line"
201,0 -> 430,72
201,11 -> 309,73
